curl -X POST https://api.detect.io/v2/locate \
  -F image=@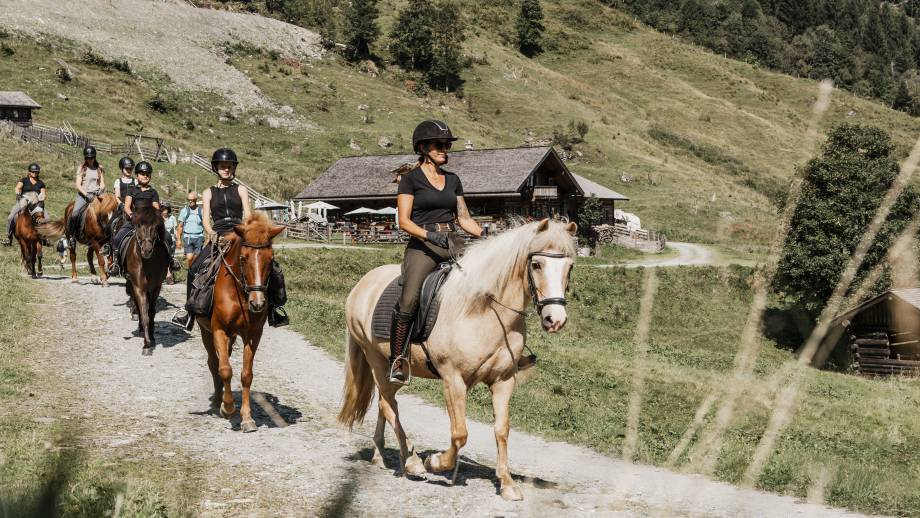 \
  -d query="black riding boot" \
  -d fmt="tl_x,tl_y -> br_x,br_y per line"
267,306 -> 289,327
388,309 -> 414,385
